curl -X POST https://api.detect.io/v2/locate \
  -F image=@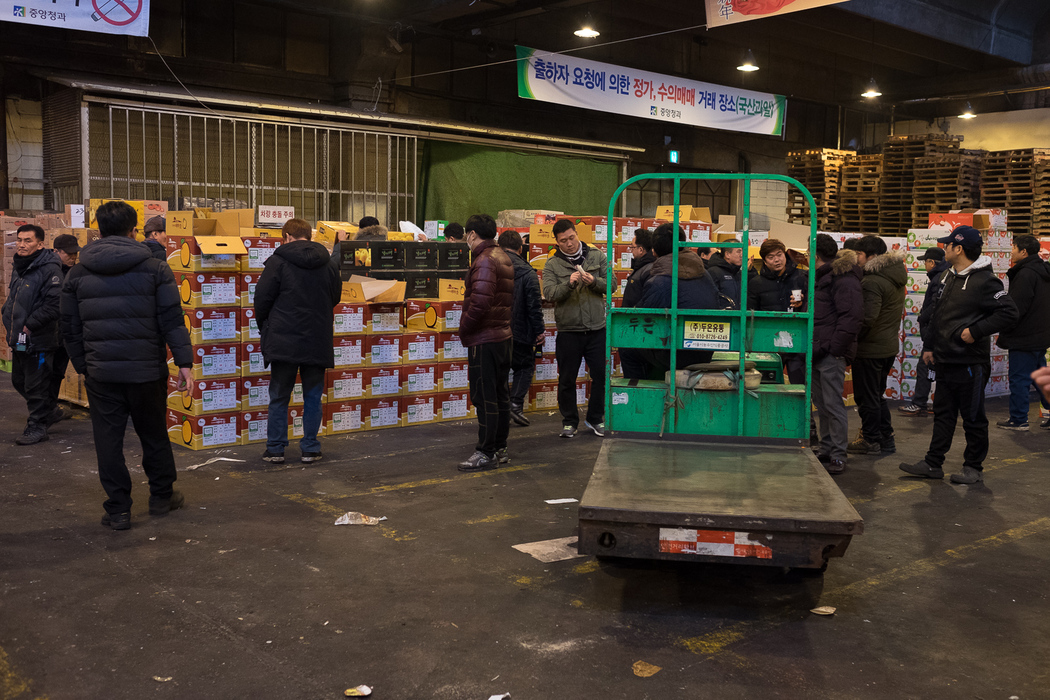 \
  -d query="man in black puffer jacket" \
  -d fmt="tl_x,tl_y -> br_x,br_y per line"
899,247 -> 949,417
747,238 -> 808,384
61,201 -> 193,531
498,229 -> 544,428
706,246 -> 743,309
255,218 -> 342,466
900,226 -> 1018,485
621,228 -> 656,308
3,224 -> 62,445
